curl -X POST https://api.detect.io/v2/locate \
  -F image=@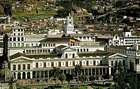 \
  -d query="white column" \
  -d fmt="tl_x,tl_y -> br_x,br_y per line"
15,72 -> 18,80
30,72 -> 33,79
91,68 -> 92,76
16,64 -> 17,71
25,72 -> 27,79
95,68 -> 96,77
109,67 -> 111,75
21,72 -> 23,79
70,69 -> 72,75
102,68 -> 103,75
